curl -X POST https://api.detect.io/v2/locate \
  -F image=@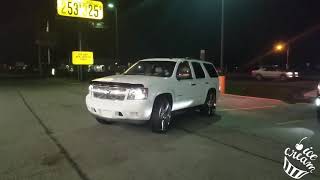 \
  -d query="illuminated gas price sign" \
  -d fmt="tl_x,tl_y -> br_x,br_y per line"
57,0 -> 104,20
